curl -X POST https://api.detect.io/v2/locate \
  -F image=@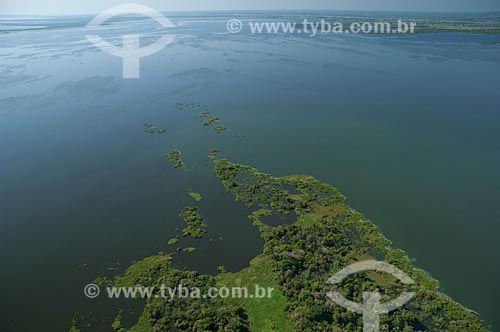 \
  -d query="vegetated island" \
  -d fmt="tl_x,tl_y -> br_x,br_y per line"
166,149 -> 187,172
76,159 -> 490,332
180,206 -> 207,239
